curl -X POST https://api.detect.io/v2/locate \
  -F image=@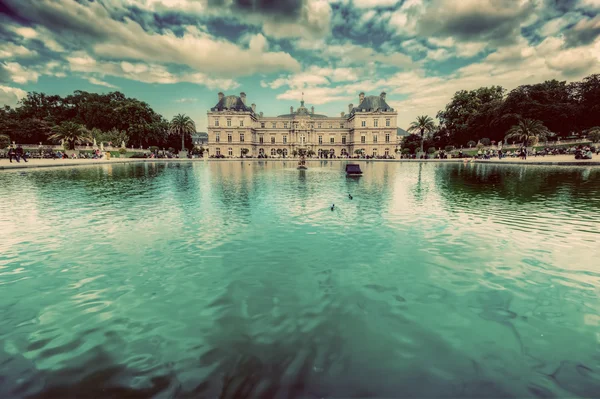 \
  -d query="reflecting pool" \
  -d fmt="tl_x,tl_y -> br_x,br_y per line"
1,161 -> 600,398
